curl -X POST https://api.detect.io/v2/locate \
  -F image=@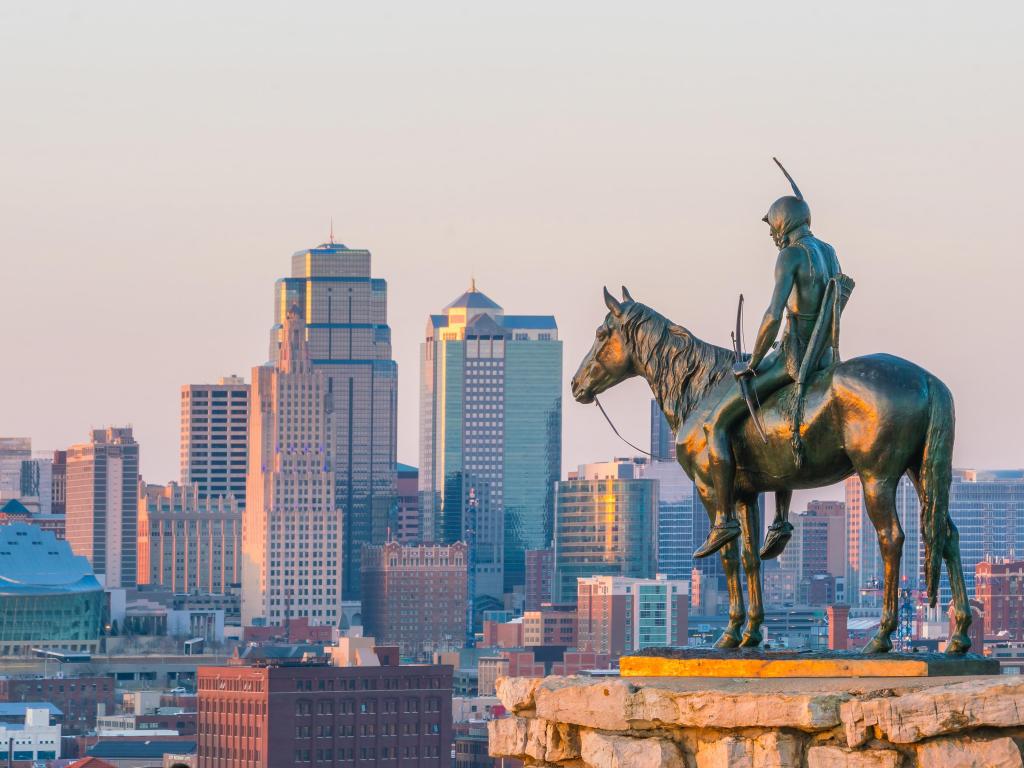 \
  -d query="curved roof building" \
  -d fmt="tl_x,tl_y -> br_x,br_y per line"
0,522 -> 103,655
